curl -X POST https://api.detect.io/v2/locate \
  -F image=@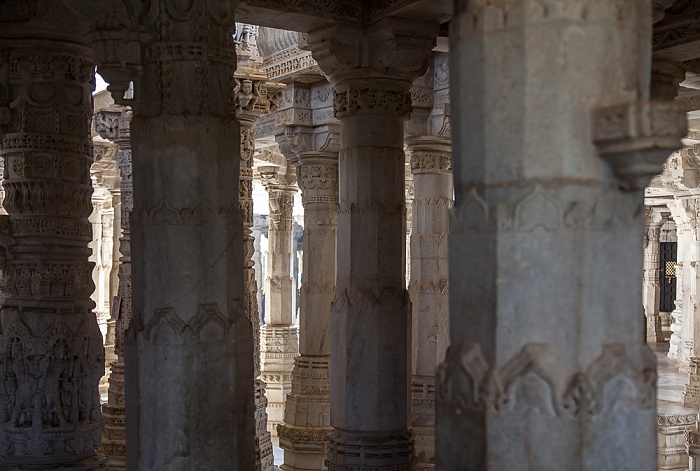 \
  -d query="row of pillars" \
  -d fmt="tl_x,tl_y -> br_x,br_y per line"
0,1 -> 690,470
